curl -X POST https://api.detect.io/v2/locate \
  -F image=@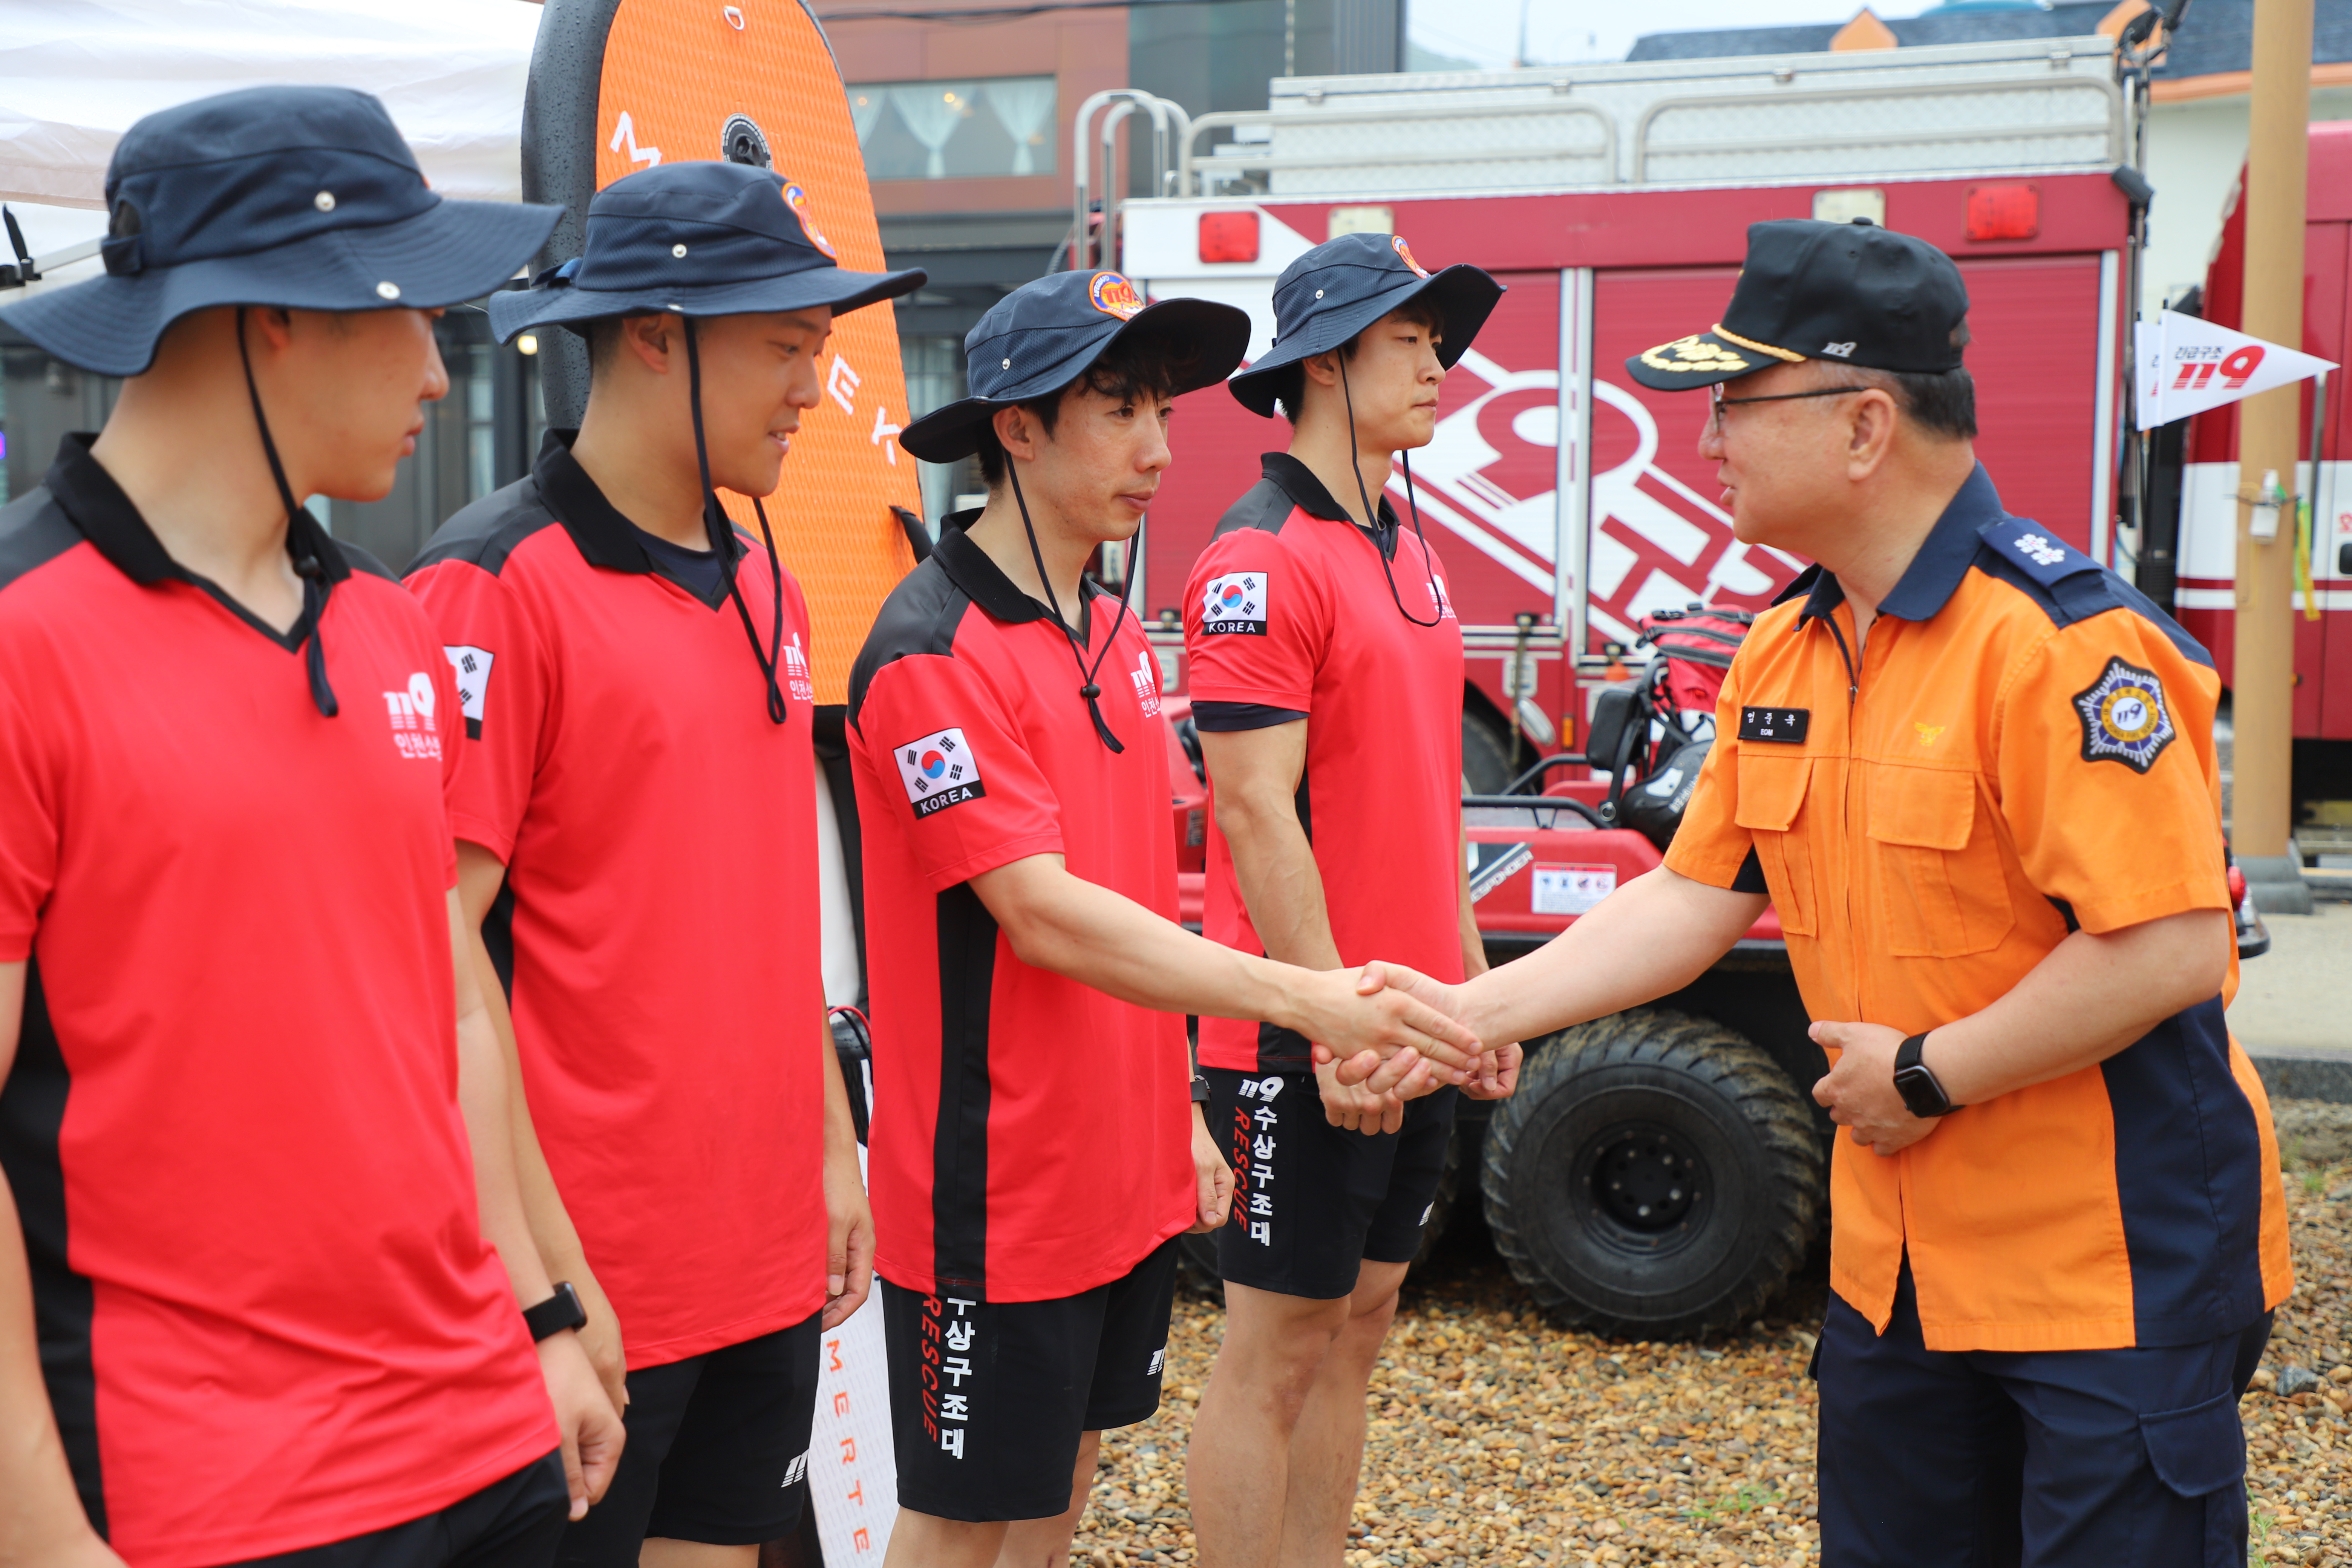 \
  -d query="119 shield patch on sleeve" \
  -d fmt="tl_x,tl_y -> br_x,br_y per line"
1200,571 -> 1269,635
2072,657 -> 2176,773
896,727 -> 987,817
